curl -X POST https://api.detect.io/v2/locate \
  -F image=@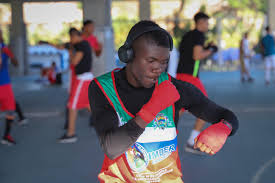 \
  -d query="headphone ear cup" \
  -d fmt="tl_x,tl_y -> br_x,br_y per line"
118,45 -> 129,63
126,48 -> 134,62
